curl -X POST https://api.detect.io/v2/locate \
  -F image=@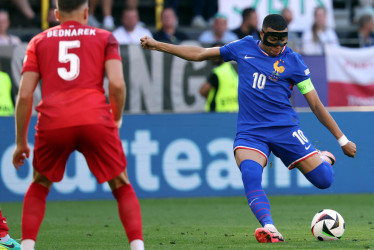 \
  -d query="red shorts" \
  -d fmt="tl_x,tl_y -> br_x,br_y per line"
33,124 -> 127,183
